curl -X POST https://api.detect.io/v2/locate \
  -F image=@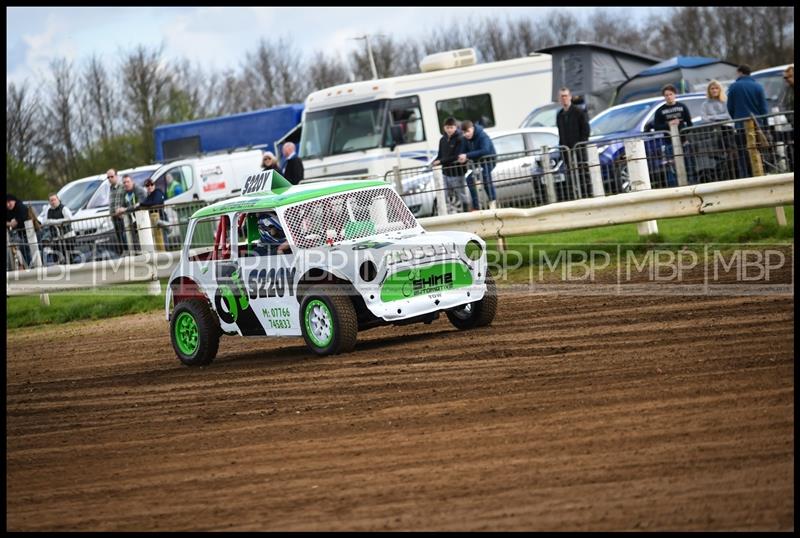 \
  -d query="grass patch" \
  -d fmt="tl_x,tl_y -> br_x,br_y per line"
487,206 -> 793,279
7,280 -> 167,329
